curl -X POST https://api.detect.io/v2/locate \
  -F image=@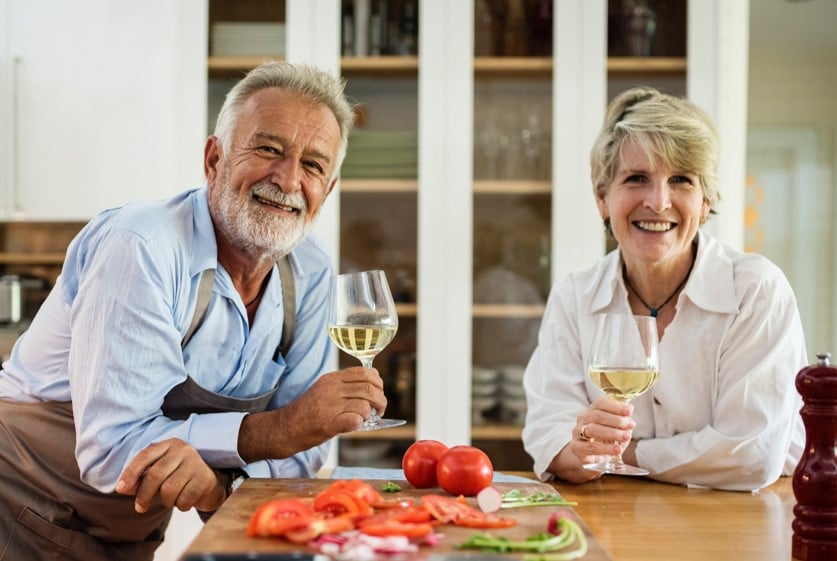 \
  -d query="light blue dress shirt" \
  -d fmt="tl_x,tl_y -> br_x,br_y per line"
0,187 -> 335,491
